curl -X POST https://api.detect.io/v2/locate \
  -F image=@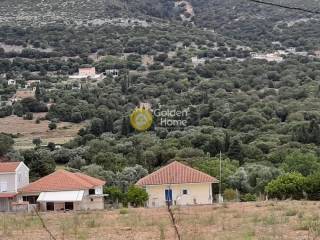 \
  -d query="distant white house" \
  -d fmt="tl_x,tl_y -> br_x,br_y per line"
69,67 -> 103,80
0,161 -> 29,212
139,102 -> 152,110
287,47 -> 296,53
275,50 -> 288,56
7,79 -> 16,86
71,85 -> 81,90
105,69 -> 119,78
136,161 -> 219,208
251,52 -> 283,63
26,80 -> 40,88
295,51 -> 308,57
191,56 -> 206,66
